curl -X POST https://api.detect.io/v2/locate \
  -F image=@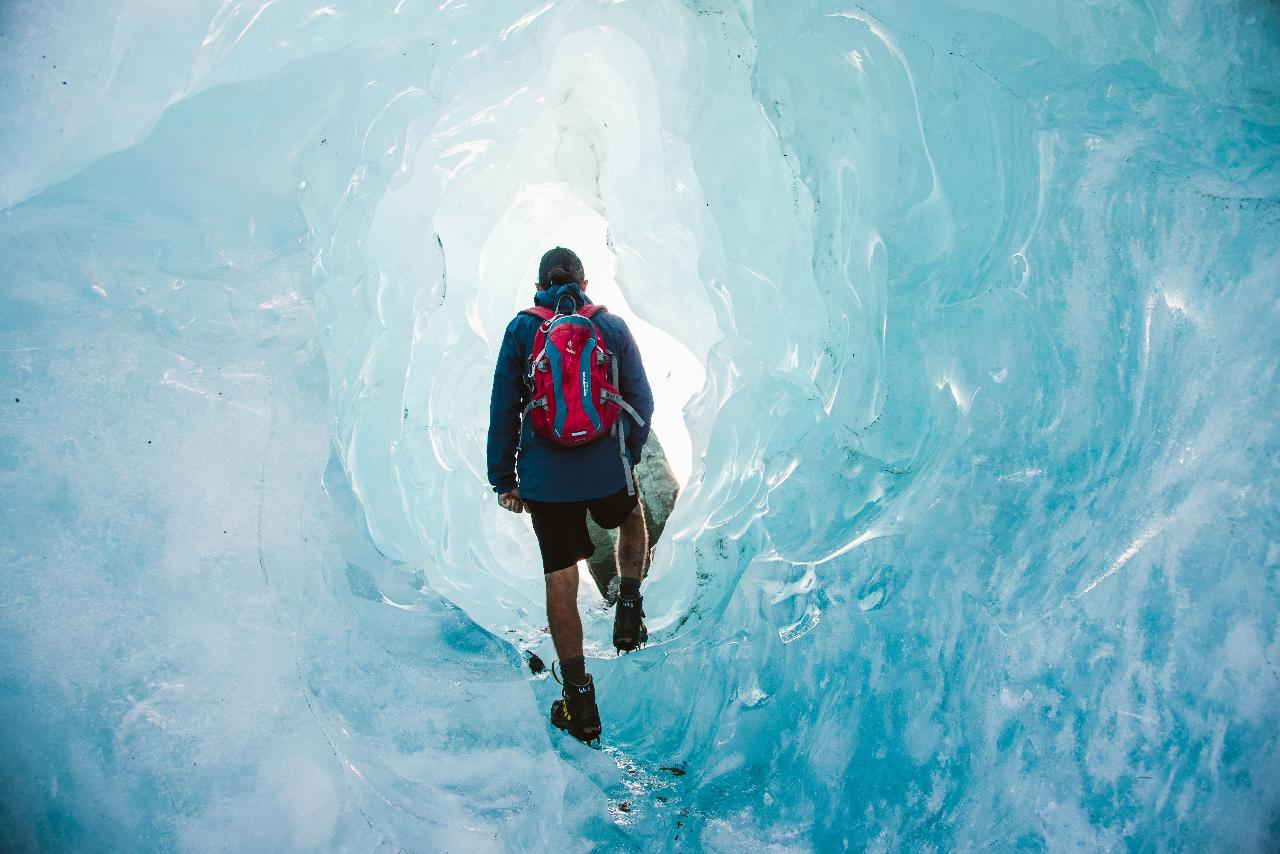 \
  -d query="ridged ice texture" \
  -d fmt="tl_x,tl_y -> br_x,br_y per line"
1,1 -> 1277,850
